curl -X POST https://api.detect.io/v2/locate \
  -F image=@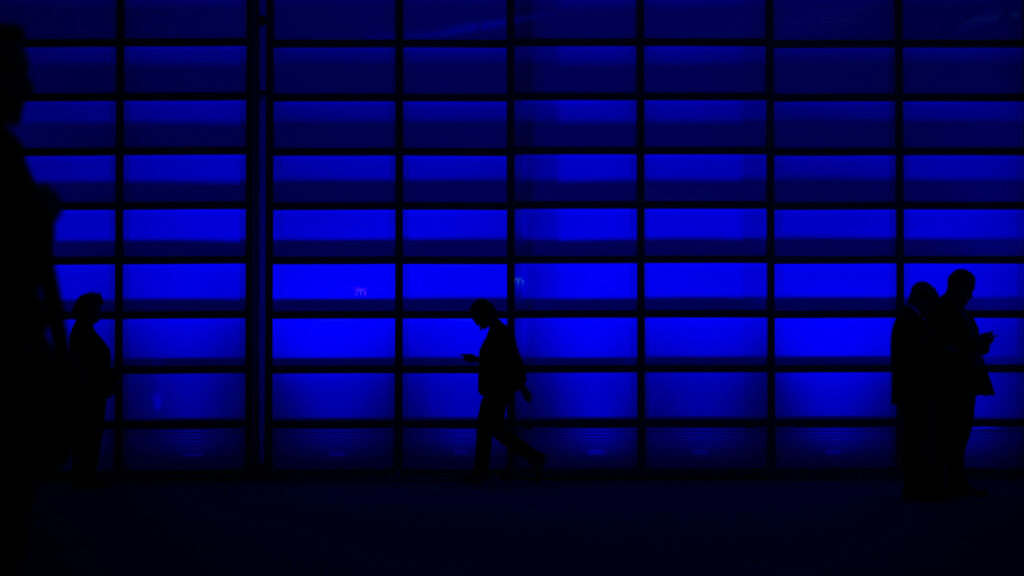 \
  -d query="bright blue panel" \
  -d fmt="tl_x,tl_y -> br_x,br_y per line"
776,373 -> 895,418
122,373 -> 245,420
26,48 -> 115,94
645,155 -> 765,202
646,318 -> 767,365
403,429 -> 506,469
904,156 -> 1024,203
904,210 -> 1024,257
123,429 -> 245,470
776,427 -> 895,468
56,265 -> 115,311
965,428 -> 1024,469
977,374 -> 1024,419
775,318 -> 893,366
404,0 -> 506,40
647,428 -> 767,469
125,47 -> 246,93
273,429 -> 394,470
403,373 -> 479,419
775,210 -> 895,257
775,49 -> 893,94
645,47 -> 765,93
404,210 -> 506,256
274,210 -> 395,257
273,374 -> 394,419
14,102 -> 115,149
645,0 -> 765,39
404,102 -> 506,148
403,264 -> 507,311
515,155 -> 636,202
54,210 -> 115,257
904,102 -> 1024,148
3,0 -> 116,39
123,319 -> 245,366
123,264 -> 246,311
124,155 -> 246,202
516,47 -> 635,94
514,373 -> 637,419
903,0 -> 1023,40
516,209 -> 635,257
125,101 -> 246,148
519,428 -> 637,469
645,263 -> 767,311
272,319 -> 394,366
775,156 -> 895,203
274,48 -> 395,94
973,318 -> 1024,366
26,156 -> 116,203
645,209 -> 766,256
515,0 -> 635,39
646,101 -> 766,147
124,209 -> 246,257
275,0 -> 395,40
274,102 -> 395,148
776,264 -> 896,311
273,265 -> 395,311
404,156 -> 505,203
905,49 -> 1024,94
515,101 -> 636,147
775,102 -> 894,148
404,48 -> 506,94
125,0 -> 246,38
775,0 -> 894,40
517,318 -> 637,365
403,318 -> 488,366
904,264 -> 1024,311
645,373 -> 767,418
273,156 -> 394,203
515,263 -> 636,311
